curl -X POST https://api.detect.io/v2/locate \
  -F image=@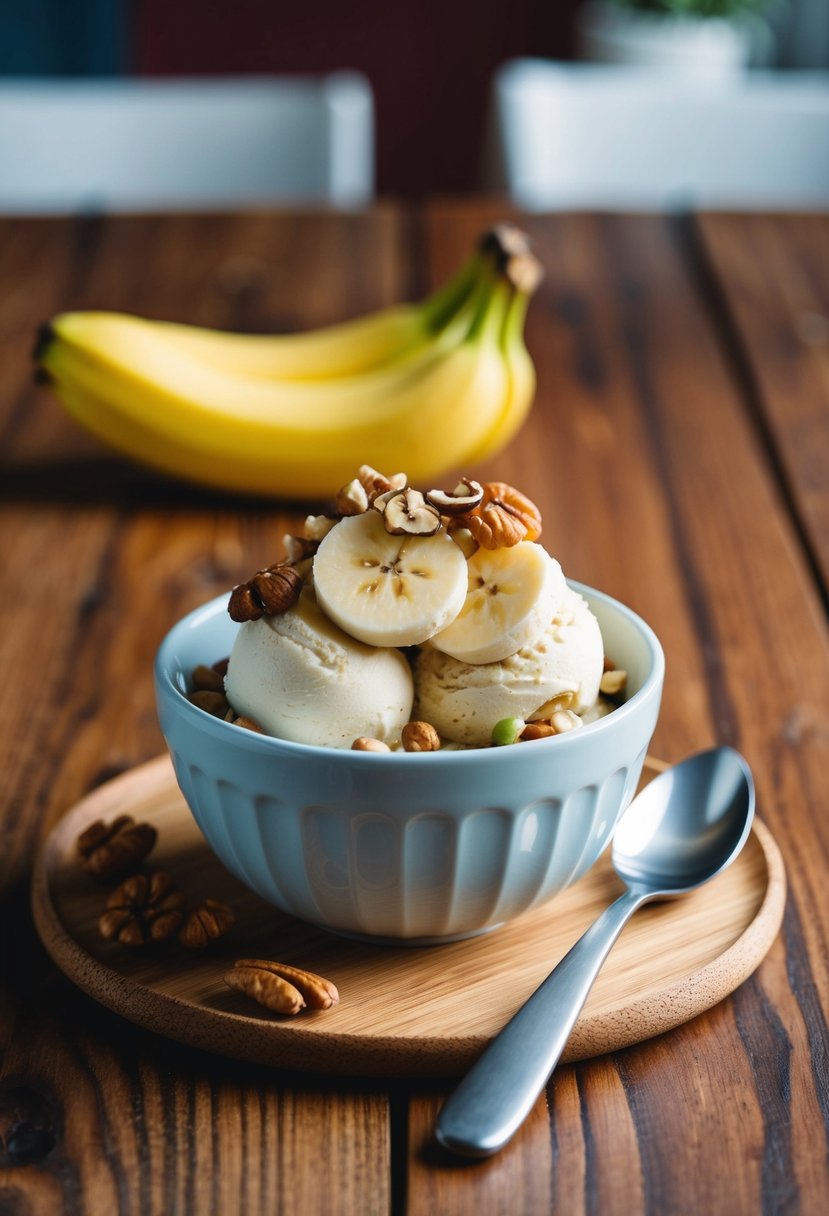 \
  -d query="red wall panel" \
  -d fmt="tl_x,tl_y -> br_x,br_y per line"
132,0 -> 578,196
